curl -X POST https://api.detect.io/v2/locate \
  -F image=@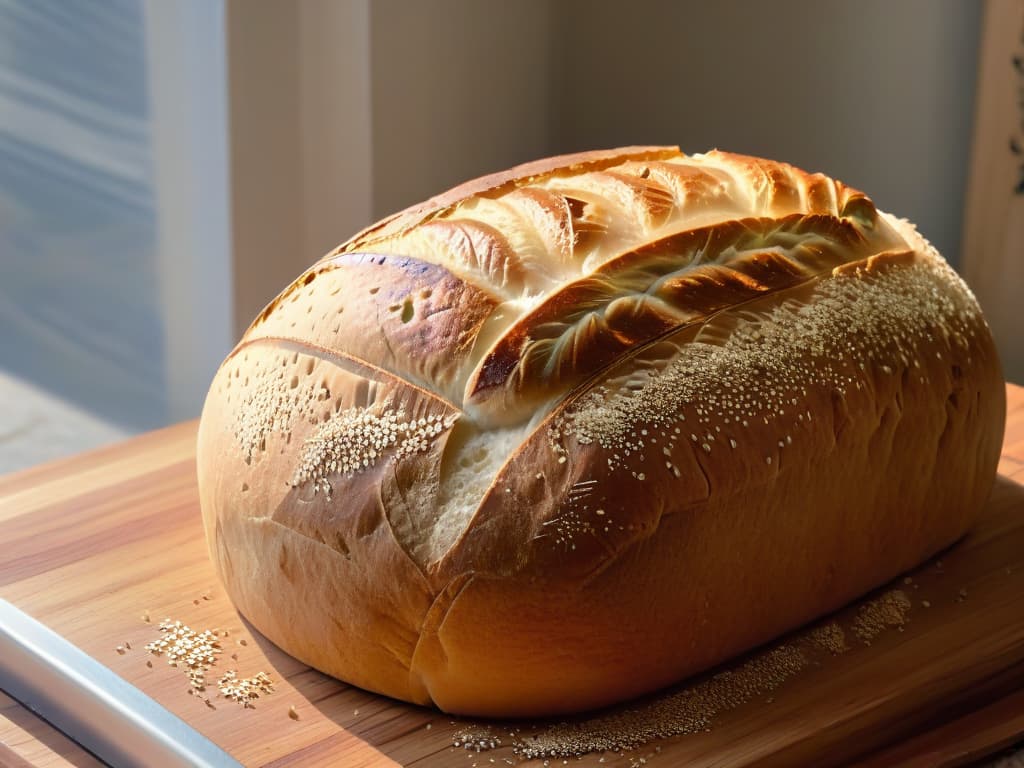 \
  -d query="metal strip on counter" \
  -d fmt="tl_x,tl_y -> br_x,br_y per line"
0,598 -> 241,768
